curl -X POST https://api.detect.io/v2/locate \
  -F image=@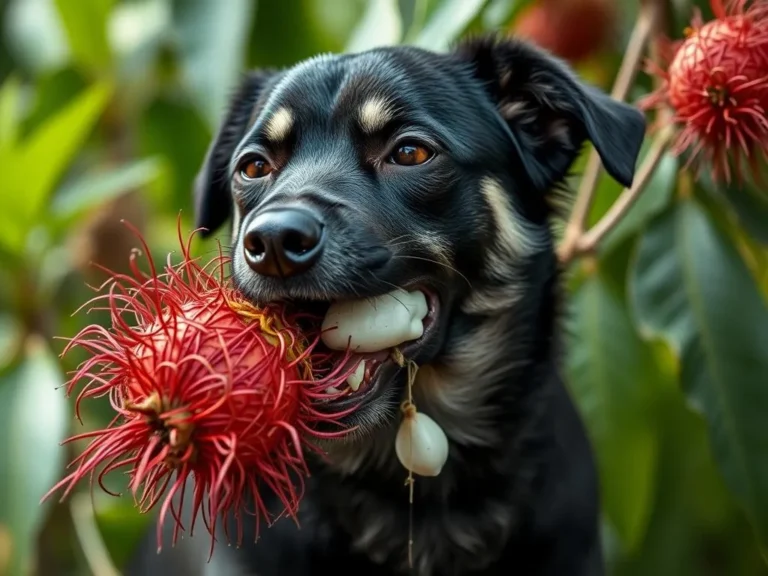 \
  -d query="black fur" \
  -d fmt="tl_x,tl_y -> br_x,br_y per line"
127,36 -> 645,576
